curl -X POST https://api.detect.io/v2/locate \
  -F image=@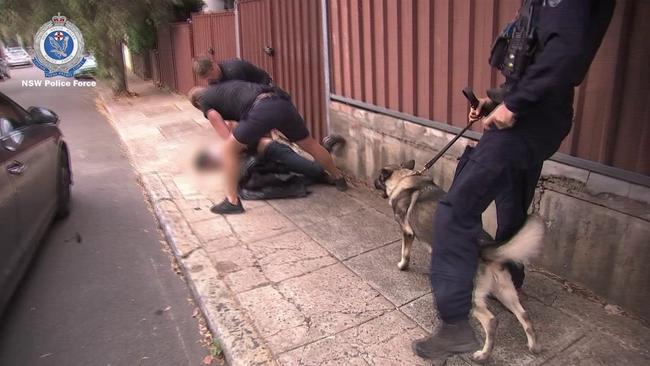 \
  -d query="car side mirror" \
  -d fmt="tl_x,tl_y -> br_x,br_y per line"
28,106 -> 59,125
